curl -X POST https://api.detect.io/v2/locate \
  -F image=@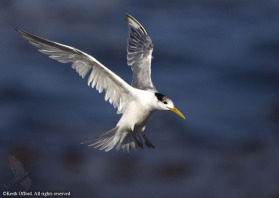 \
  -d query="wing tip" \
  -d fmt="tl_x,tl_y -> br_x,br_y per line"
15,28 -> 33,40
125,13 -> 148,36
15,28 -> 30,35
15,28 -> 24,35
125,13 -> 132,20
124,13 -> 133,24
